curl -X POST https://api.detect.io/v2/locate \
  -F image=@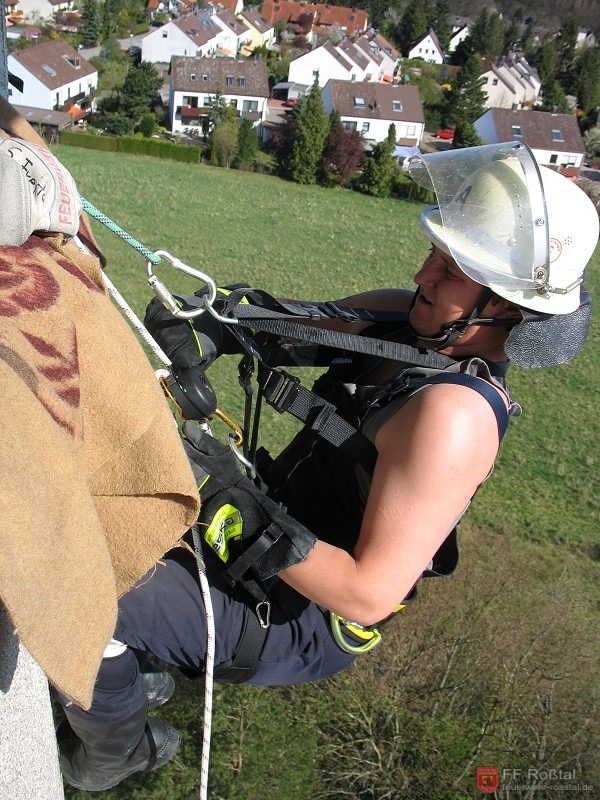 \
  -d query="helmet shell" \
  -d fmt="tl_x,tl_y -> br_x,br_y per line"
411,143 -> 599,314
